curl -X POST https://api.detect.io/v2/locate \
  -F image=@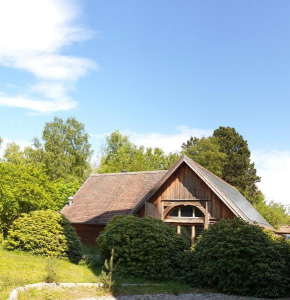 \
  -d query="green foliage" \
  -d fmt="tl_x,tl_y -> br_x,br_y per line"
52,180 -> 80,210
173,250 -> 198,285
44,258 -> 58,283
3,142 -> 25,164
0,162 -> 58,234
213,126 -> 260,198
42,117 -> 93,183
98,130 -> 178,173
194,218 -> 290,298
254,200 -> 290,228
182,136 -> 226,177
100,248 -> 115,291
97,216 -> 189,280
182,127 -> 260,200
5,210 -> 82,263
